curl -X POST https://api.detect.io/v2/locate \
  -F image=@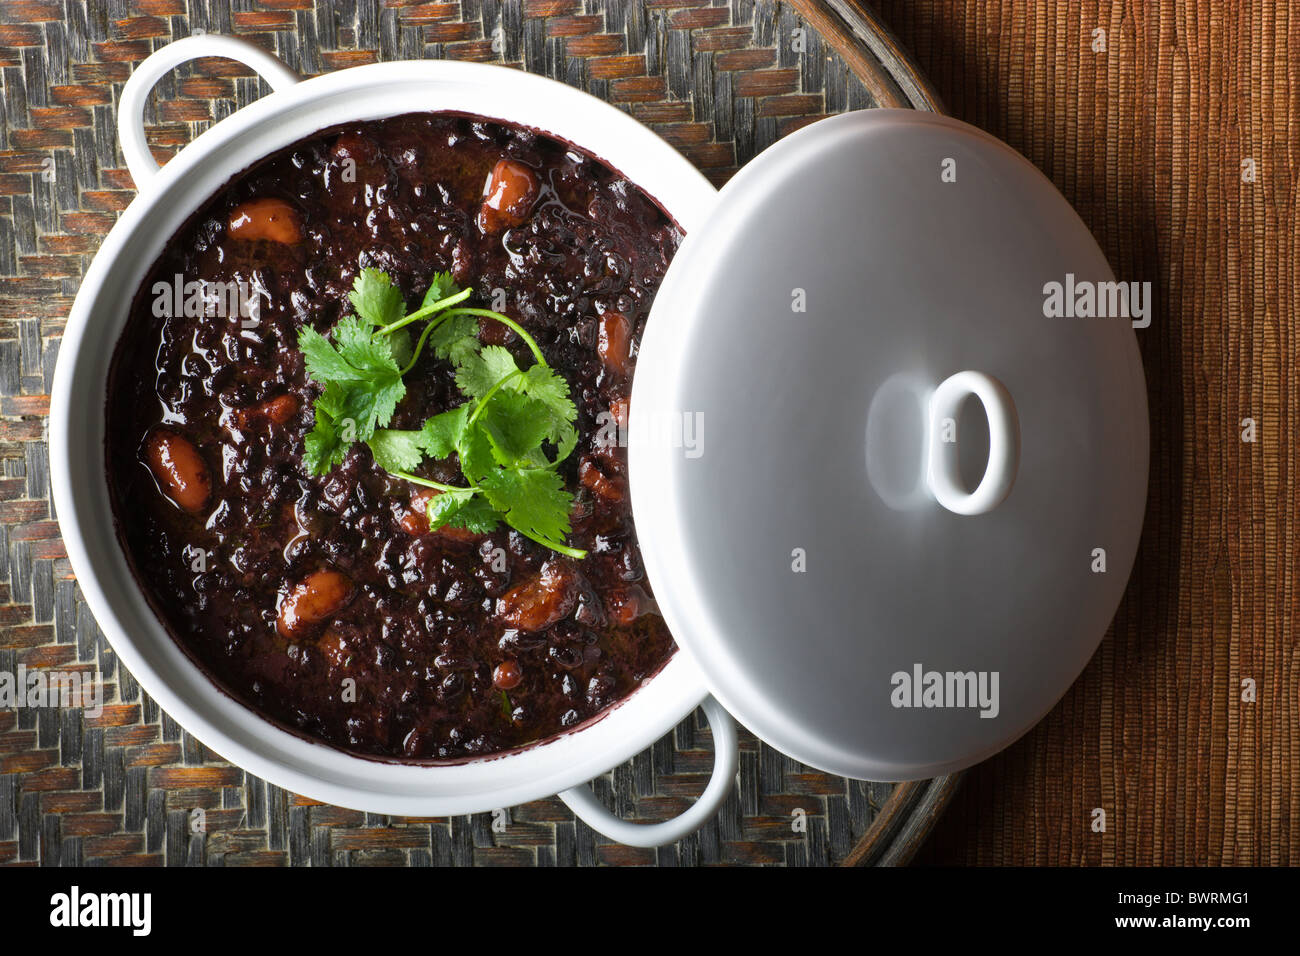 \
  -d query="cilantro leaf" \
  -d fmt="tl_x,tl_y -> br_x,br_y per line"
298,267 -> 586,557
478,390 -> 553,467
427,487 -> 473,519
349,268 -> 407,327
518,363 -> 576,420
303,382 -> 350,476
303,425 -> 342,476
300,319 -> 405,425
455,345 -> 521,400
298,316 -> 406,439
454,499 -> 502,534
548,421 -> 579,465
421,271 -> 460,310
299,326 -> 365,383
366,429 -> 427,473
388,328 -> 413,369
478,467 -> 574,546
457,419 -> 498,485
518,364 -> 579,463
304,380 -> 387,476
417,406 -> 468,460
334,316 -> 401,373
321,378 -> 401,443
427,489 -> 501,534
427,312 -> 481,367
315,379 -> 347,420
